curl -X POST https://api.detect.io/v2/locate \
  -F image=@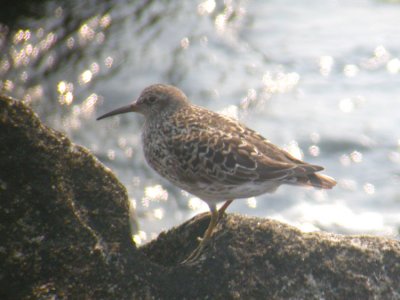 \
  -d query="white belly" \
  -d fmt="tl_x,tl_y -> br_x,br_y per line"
176,180 -> 281,203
